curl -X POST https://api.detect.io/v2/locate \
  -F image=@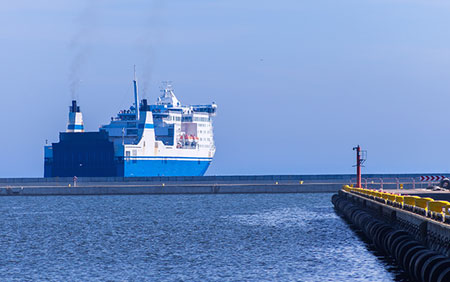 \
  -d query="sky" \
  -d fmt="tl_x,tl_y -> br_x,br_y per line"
1,0 -> 450,177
